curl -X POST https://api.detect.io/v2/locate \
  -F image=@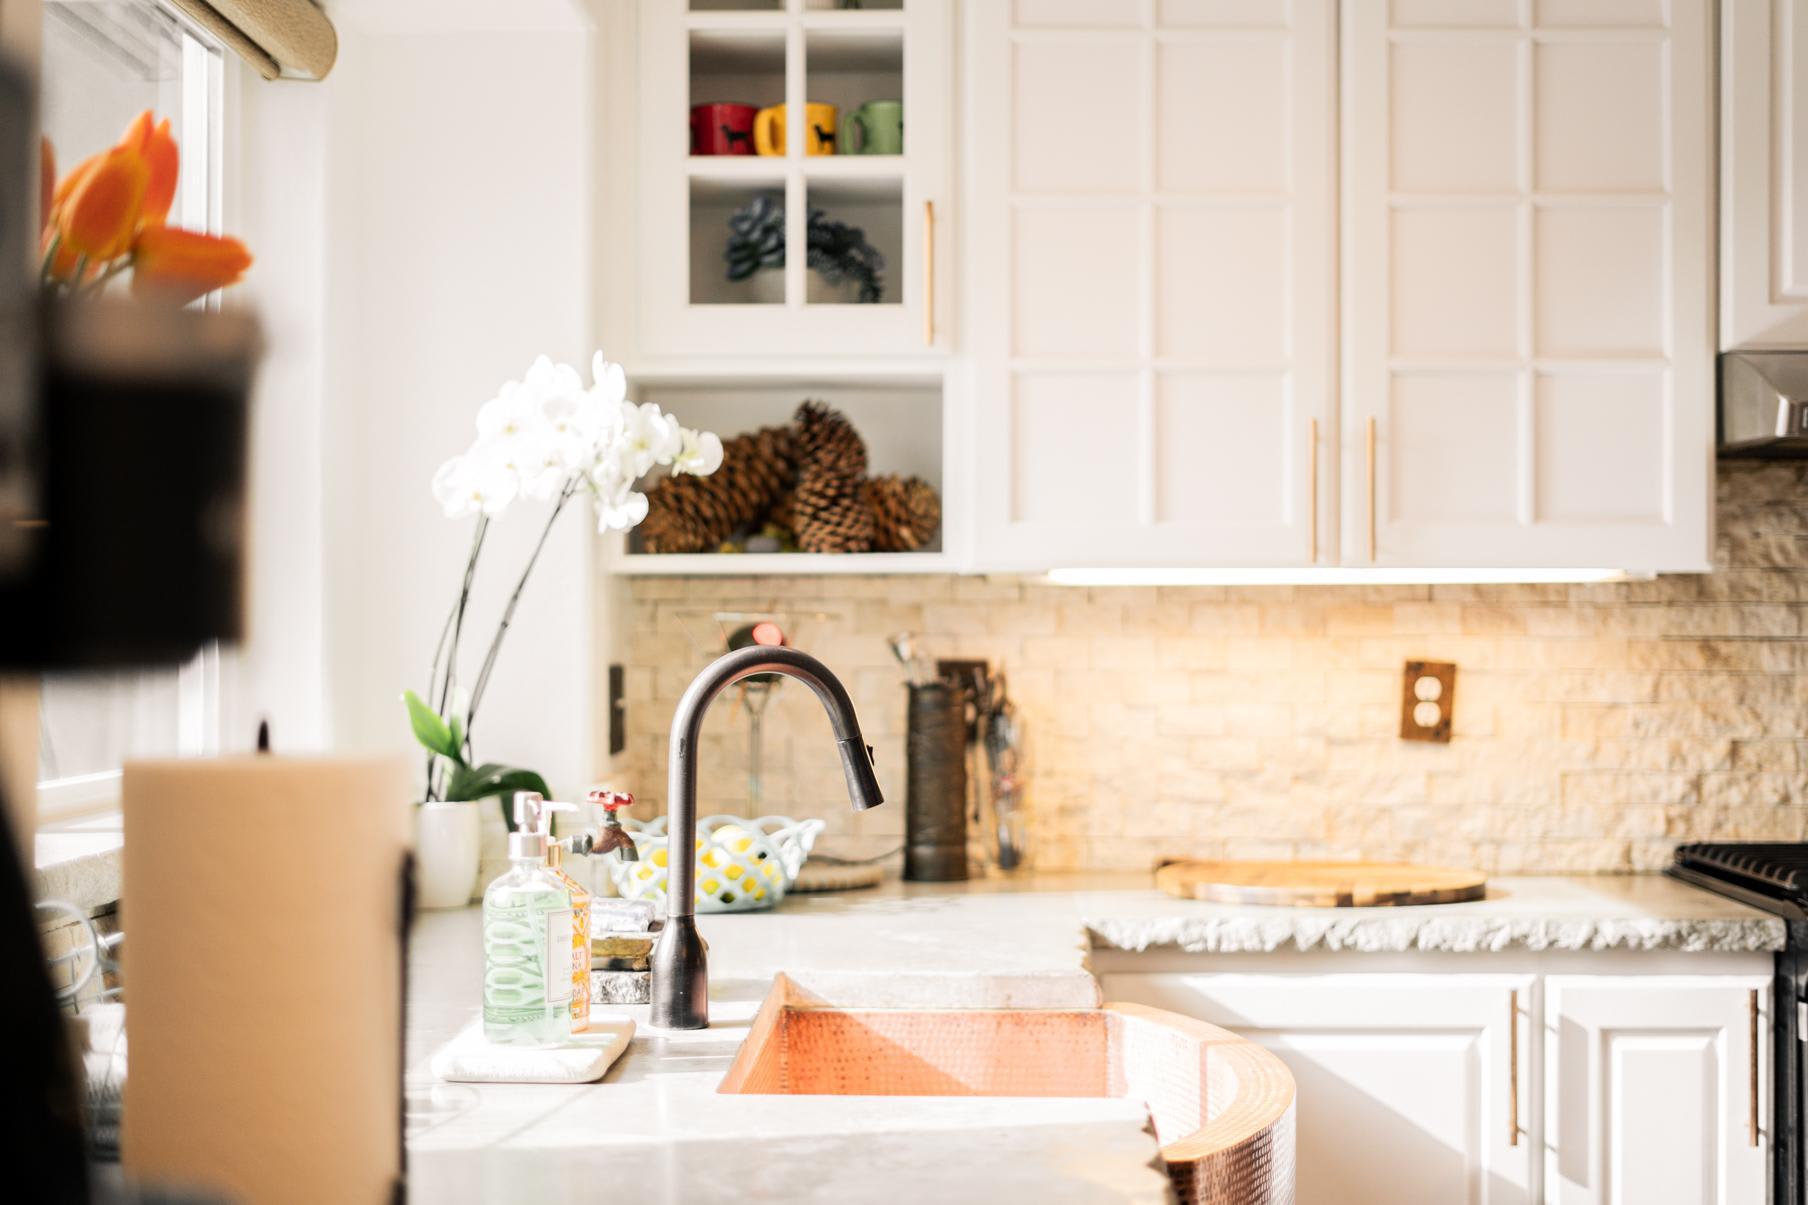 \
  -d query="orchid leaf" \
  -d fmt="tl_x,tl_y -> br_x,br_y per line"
443,761 -> 552,830
402,690 -> 458,760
